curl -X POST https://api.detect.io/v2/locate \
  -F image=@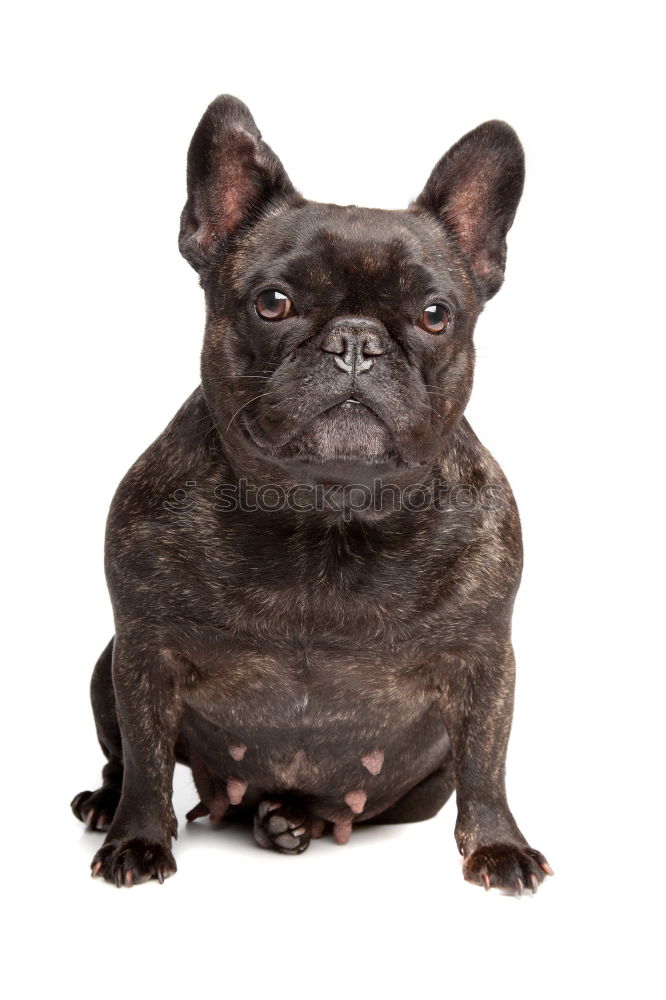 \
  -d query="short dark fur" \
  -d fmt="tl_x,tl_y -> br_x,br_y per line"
72,96 -> 551,892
